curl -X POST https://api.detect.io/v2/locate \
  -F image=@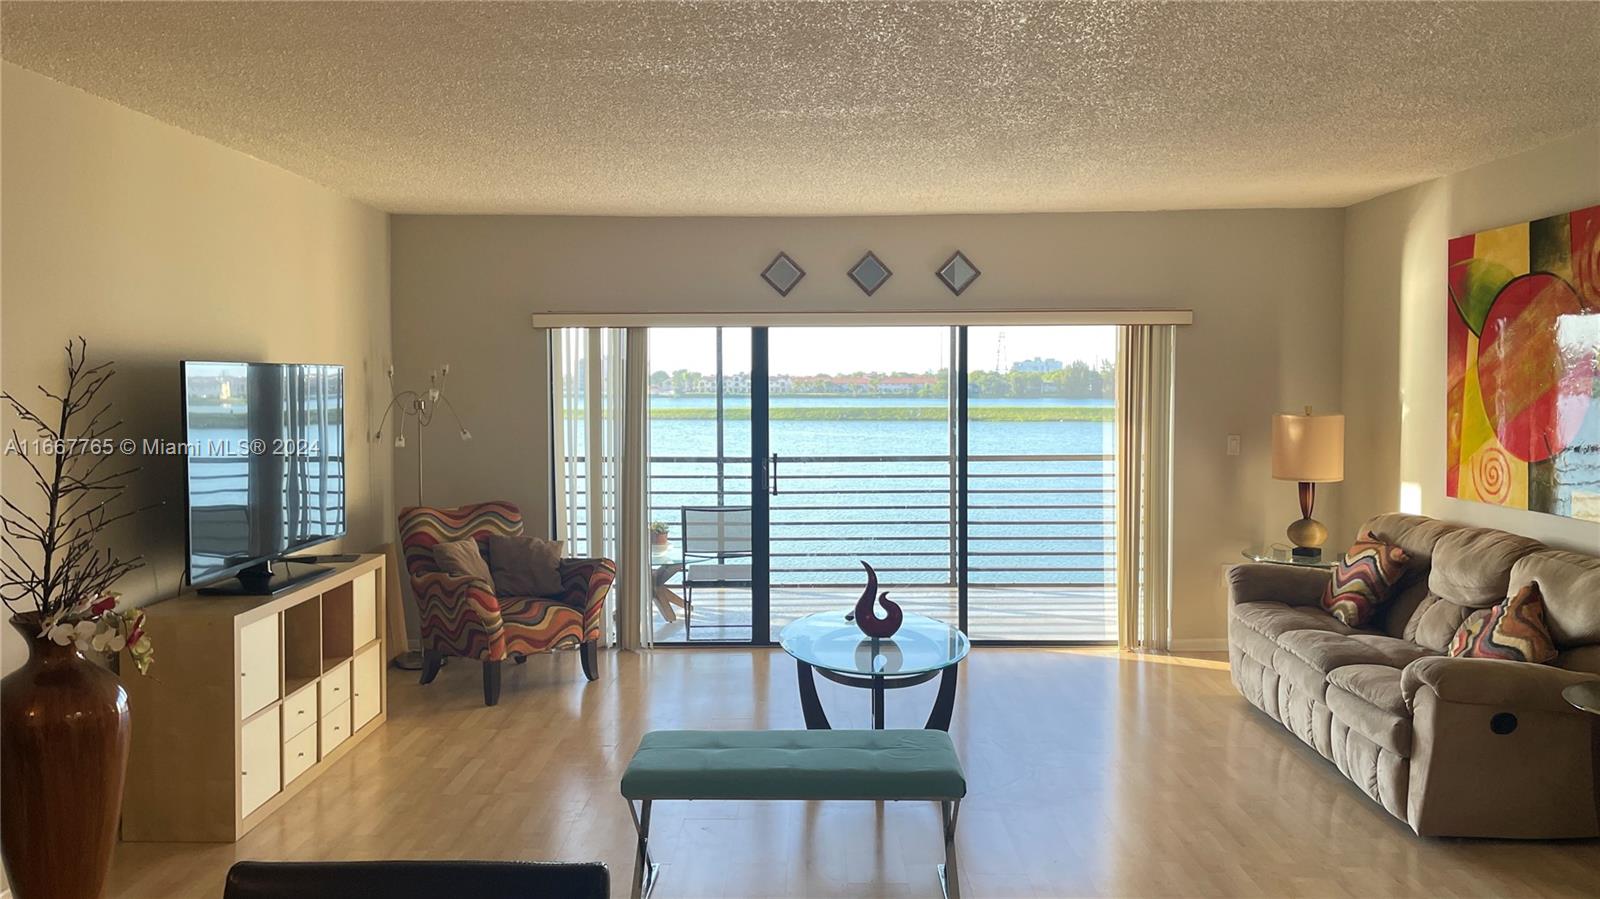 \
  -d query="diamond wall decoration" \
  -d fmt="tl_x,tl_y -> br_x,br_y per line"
936,251 -> 981,296
848,251 -> 893,296
761,252 -> 806,296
